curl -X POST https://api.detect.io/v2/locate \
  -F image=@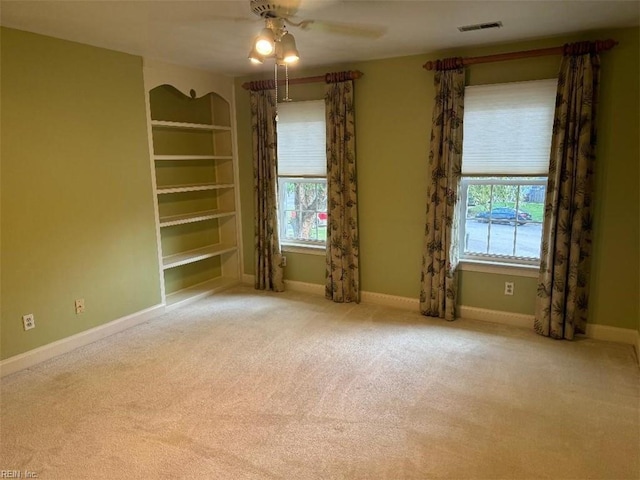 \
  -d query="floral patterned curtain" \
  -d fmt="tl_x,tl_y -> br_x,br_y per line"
420,63 -> 465,321
250,89 -> 284,292
535,42 -> 601,339
325,80 -> 359,303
